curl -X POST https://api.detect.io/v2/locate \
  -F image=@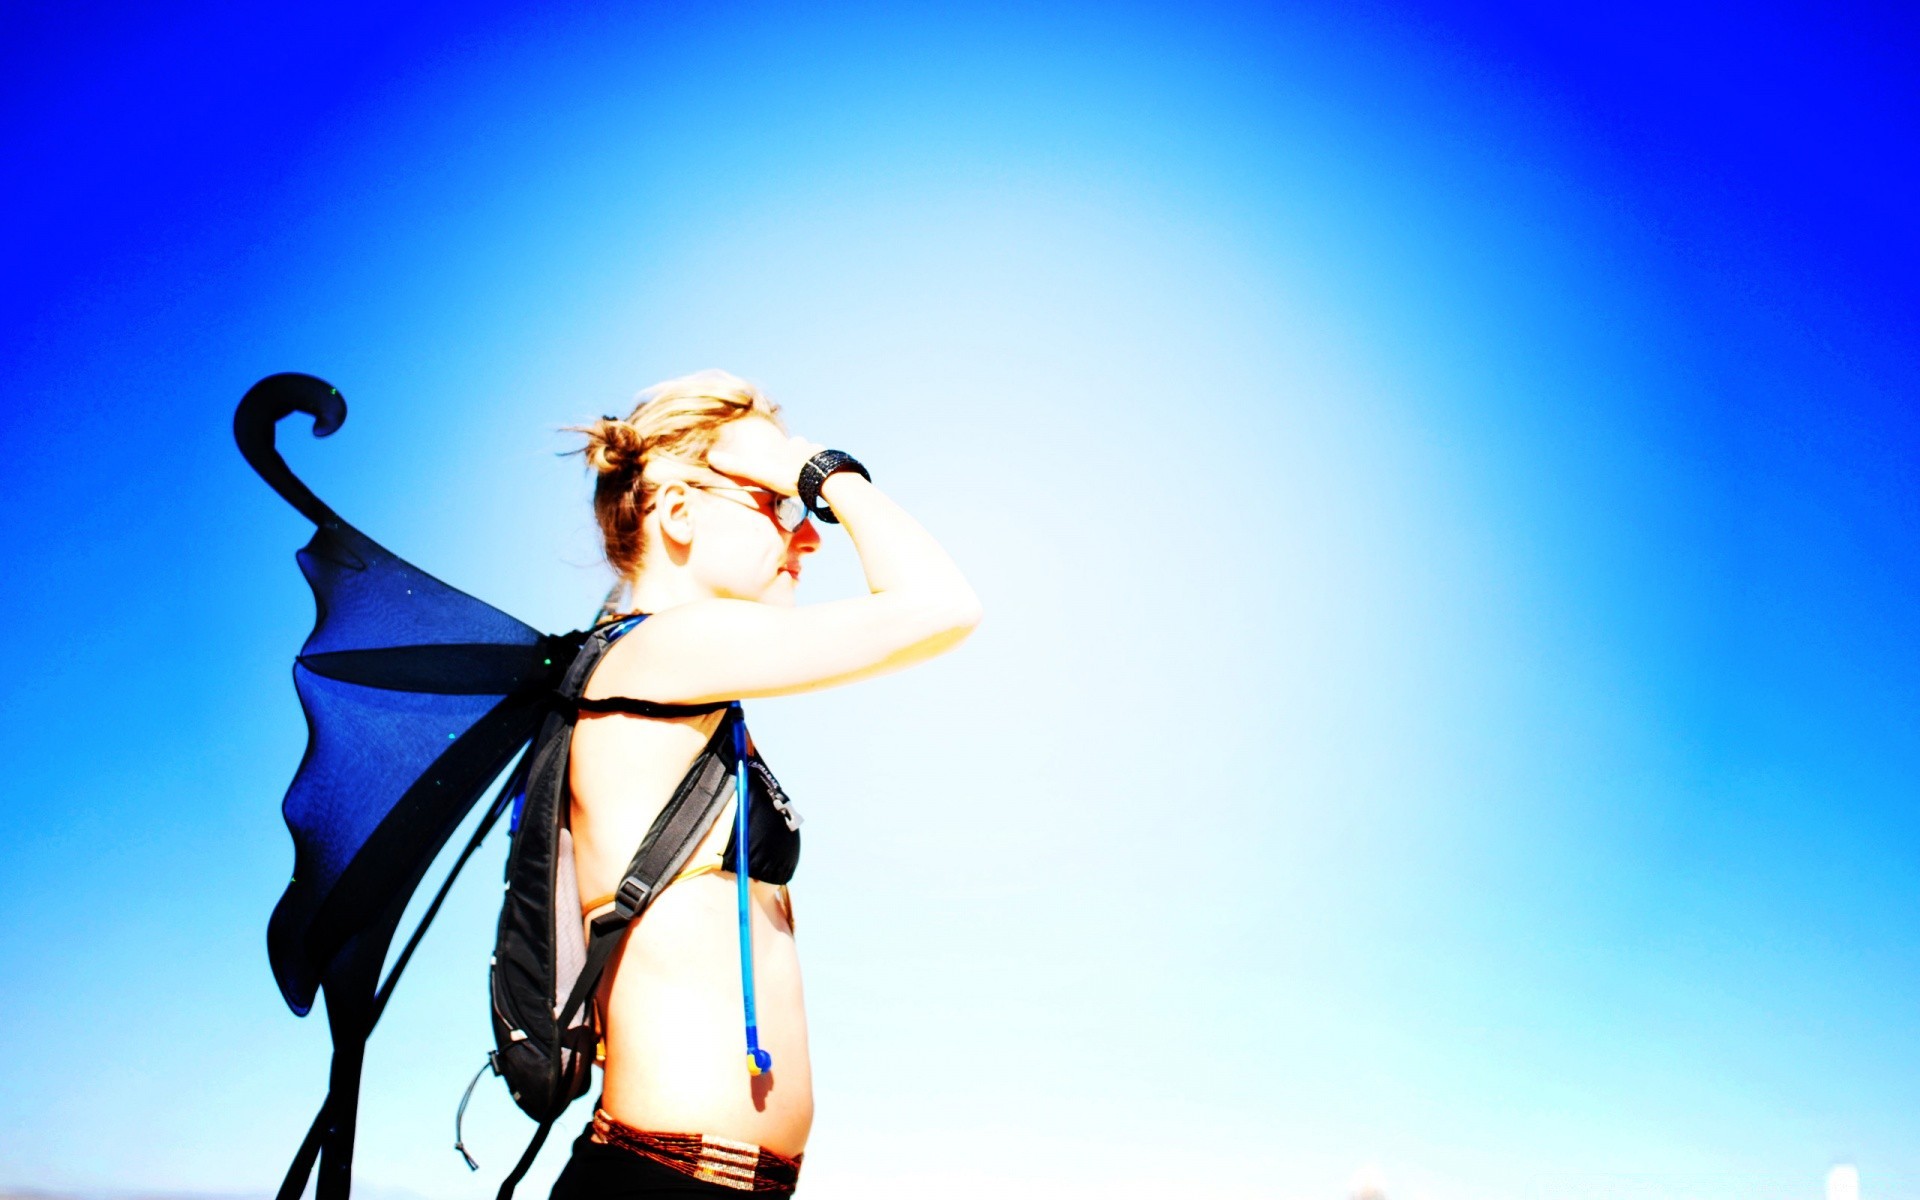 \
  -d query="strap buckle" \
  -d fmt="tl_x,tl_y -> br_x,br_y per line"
614,875 -> 651,917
